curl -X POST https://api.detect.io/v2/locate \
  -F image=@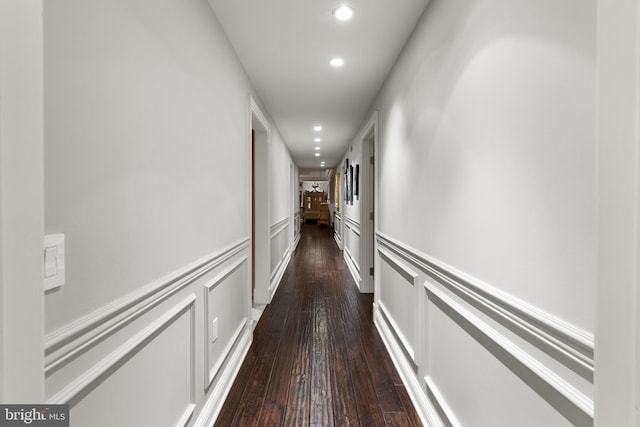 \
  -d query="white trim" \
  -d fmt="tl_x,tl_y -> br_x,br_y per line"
250,97 -> 270,135
45,239 -> 249,374
270,216 -> 290,238
269,248 -> 291,299
344,243 -> 360,266
594,1 -> 640,425
377,301 -> 416,362
424,376 -> 461,427
344,251 -> 361,290
268,216 -> 292,299
344,216 -> 362,287
374,303 -> 442,427
193,325 -> 253,427
426,283 -> 594,423
359,111 -> 378,294
176,404 -> 198,427
343,215 -> 360,231
334,233 -> 343,249
377,245 -> 421,364
0,0 -> 45,401
378,246 -> 419,286
334,211 -> 343,249
377,232 -> 594,375
250,96 -> 272,305
203,255 -> 249,388
48,295 -> 197,420
293,211 -> 301,249
205,318 -> 247,390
